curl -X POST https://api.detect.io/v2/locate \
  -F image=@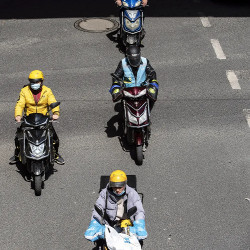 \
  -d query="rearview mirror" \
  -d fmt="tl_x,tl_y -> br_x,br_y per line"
50,102 -> 60,109
127,206 -> 137,218
94,205 -> 104,217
